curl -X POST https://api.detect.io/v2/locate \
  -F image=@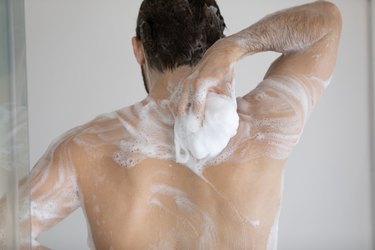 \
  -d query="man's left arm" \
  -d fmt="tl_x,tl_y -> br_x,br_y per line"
177,1 -> 342,119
